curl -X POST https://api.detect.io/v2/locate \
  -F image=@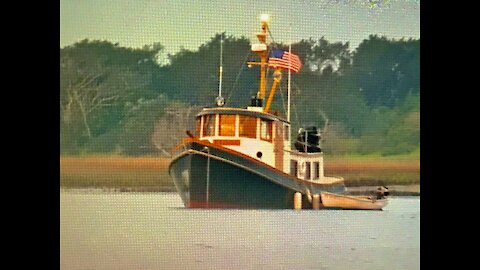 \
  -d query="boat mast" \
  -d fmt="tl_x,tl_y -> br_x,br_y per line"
256,15 -> 269,104
215,34 -> 225,107
287,43 -> 292,122
248,15 -> 283,113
